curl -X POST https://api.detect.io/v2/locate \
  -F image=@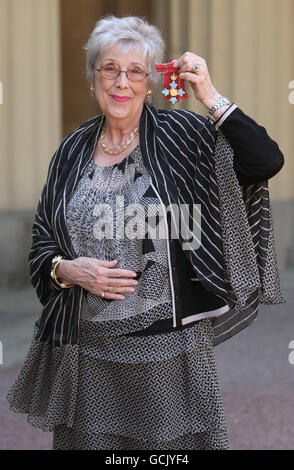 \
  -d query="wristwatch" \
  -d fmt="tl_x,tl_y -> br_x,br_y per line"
208,96 -> 231,116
